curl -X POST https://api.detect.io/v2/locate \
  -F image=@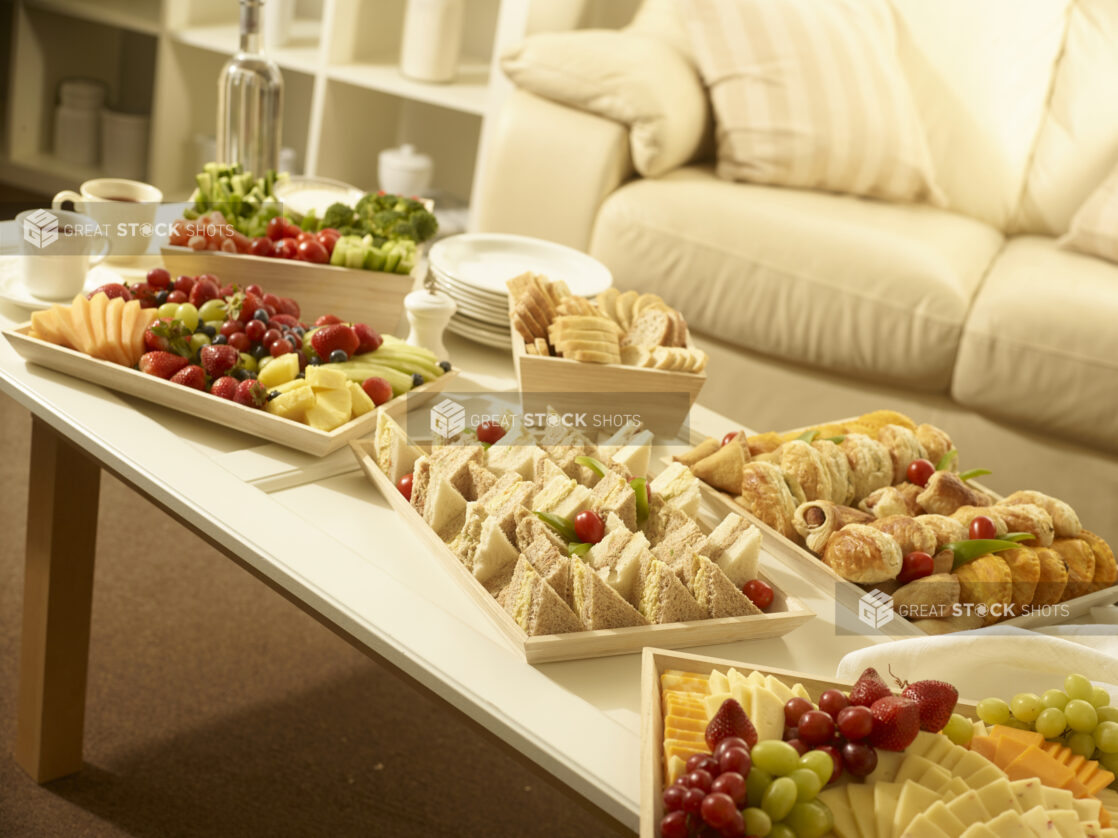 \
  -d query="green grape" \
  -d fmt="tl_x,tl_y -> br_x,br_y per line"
747,767 -> 774,808
768,825 -> 796,838
176,303 -> 199,332
788,768 -> 822,802
752,741 -> 801,777
761,777 -> 797,822
1092,687 -> 1111,708
1035,708 -> 1068,739
976,697 -> 1012,726
784,800 -> 834,838
1011,693 -> 1043,723
1098,707 -> 1118,725
943,714 -> 974,746
157,302 -> 179,320
1065,699 -> 1099,733
1065,674 -> 1094,702
799,750 -> 834,786
1067,731 -> 1096,758
239,352 -> 256,372
1099,750 -> 1118,773
197,298 -> 227,322
1095,721 -> 1118,754
743,807 -> 772,837
1042,690 -> 1070,710
189,333 -> 210,353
